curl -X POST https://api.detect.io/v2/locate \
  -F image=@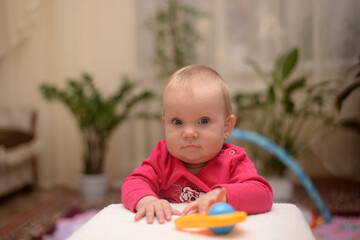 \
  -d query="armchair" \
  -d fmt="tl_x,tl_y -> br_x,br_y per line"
0,109 -> 40,197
